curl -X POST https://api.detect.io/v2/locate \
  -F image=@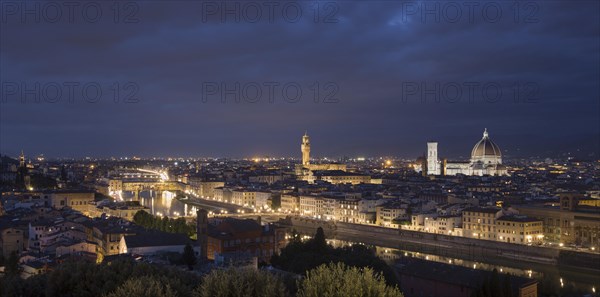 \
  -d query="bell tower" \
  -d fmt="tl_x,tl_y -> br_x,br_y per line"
427,142 -> 440,175
19,150 -> 25,168
301,132 -> 310,166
